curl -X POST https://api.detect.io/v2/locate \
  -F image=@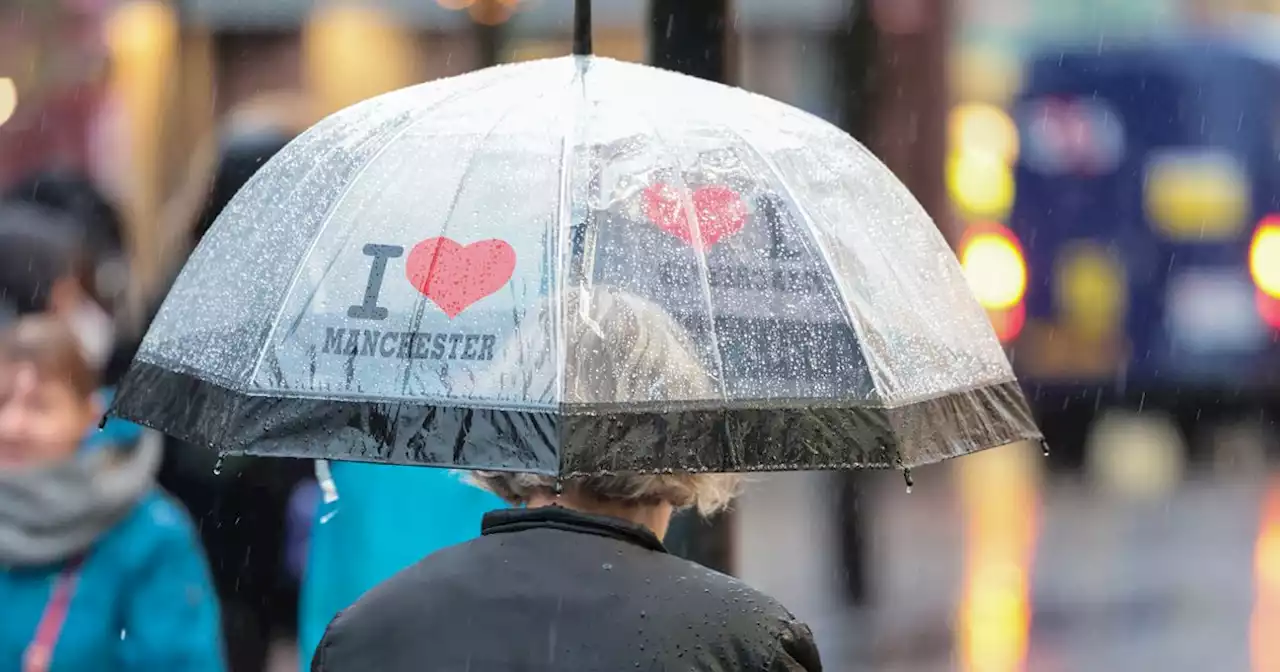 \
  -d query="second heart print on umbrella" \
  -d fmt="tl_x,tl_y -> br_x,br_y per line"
642,183 -> 748,250
406,237 -> 517,318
